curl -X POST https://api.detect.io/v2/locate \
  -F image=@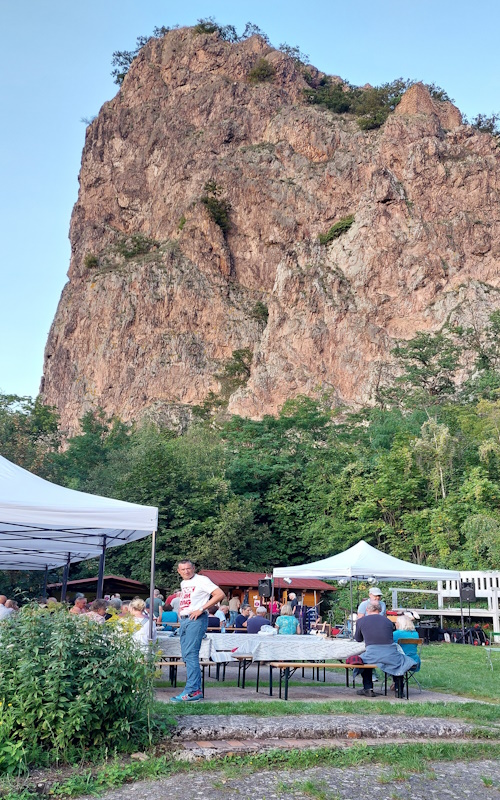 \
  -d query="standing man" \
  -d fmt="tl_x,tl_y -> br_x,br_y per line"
228,594 -> 240,626
172,559 -> 224,703
357,587 -> 387,618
